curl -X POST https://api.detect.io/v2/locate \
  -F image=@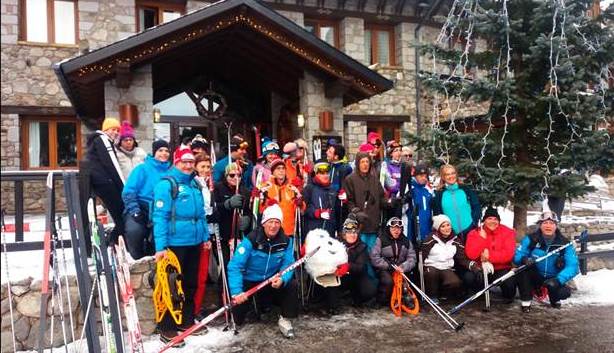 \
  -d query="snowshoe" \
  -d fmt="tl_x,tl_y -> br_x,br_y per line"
278,316 -> 295,338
